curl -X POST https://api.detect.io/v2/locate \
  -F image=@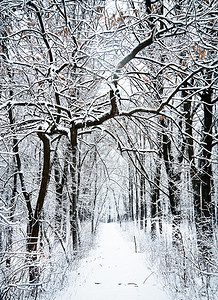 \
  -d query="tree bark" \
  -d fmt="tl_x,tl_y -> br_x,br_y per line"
70,122 -> 79,252
27,132 -> 50,283
139,158 -> 146,230
91,148 -> 98,234
54,150 -> 68,240
128,163 -> 134,221
150,161 -> 161,239
194,89 -> 215,260
162,119 -> 182,247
